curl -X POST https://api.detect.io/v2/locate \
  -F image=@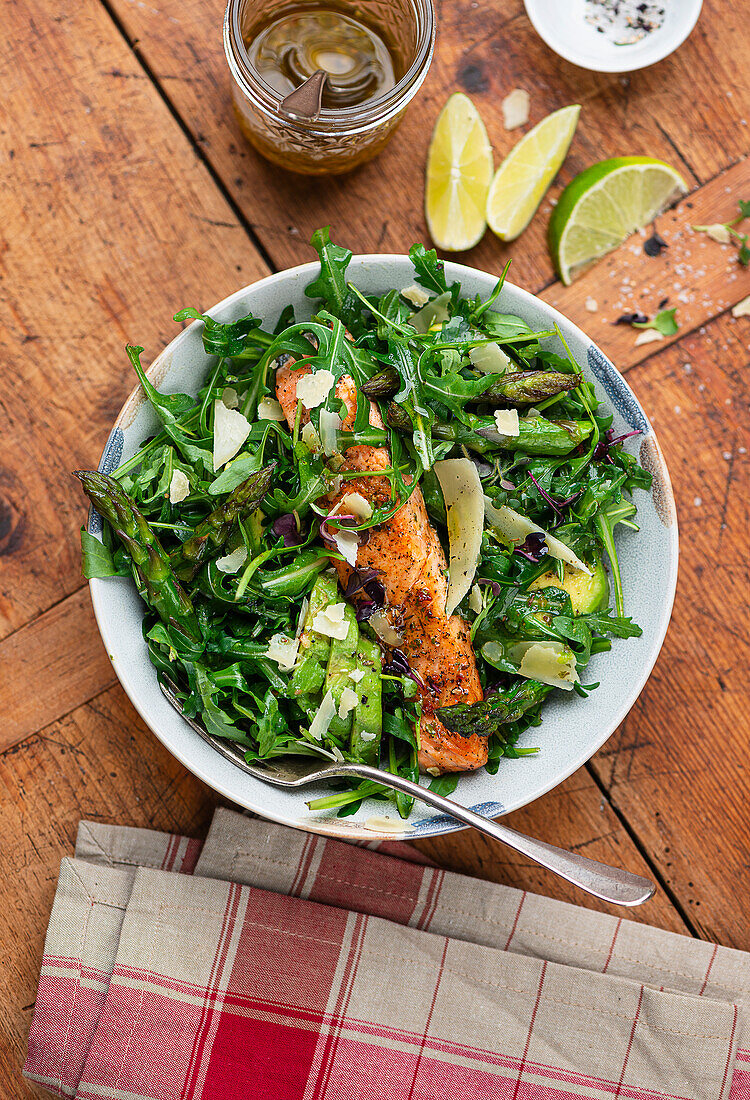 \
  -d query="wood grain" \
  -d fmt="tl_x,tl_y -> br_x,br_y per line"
107,0 -> 750,284
0,588 -> 116,751
0,0 -> 268,641
588,308 -> 750,950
